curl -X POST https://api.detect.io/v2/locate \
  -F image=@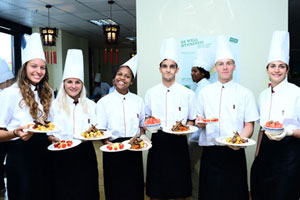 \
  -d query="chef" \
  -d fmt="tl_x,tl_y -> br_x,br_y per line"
188,48 -> 214,200
196,35 -> 259,200
0,33 -> 54,200
0,58 -> 14,193
96,55 -> 145,200
91,72 -> 111,101
50,49 -> 100,200
145,38 -> 196,200
251,31 -> 300,200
